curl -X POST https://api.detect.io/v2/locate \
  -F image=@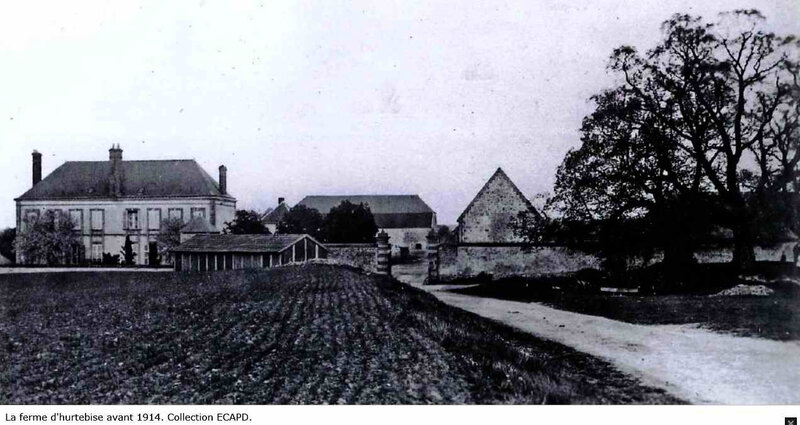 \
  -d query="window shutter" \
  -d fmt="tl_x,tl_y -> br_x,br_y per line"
136,209 -> 141,229
123,210 -> 128,230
